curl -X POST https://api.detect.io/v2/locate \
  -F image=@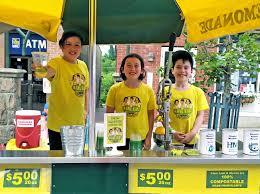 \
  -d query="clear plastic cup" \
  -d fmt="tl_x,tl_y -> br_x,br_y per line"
32,52 -> 48,78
